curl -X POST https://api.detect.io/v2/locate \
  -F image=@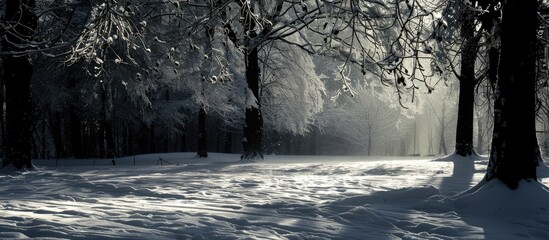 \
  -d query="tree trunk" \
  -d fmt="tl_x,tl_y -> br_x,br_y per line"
99,84 -> 115,158
400,137 -> 406,156
476,113 -> 484,155
455,10 -> 480,157
149,125 -> 156,153
197,106 -> 208,158
3,61 -> 33,169
49,112 -> 65,159
224,130 -> 232,153
105,120 -> 115,157
439,102 -> 448,155
2,0 -> 37,169
241,47 -> 264,159
367,125 -> 372,156
181,132 -> 187,152
485,0 -> 539,189
41,119 -> 47,159
0,74 -> 6,159
68,103 -> 83,158
488,44 -> 500,92
427,123 -> 434,155
216,130 -> 220,153
67,75 -> 84,158
123,125 -> 132,156
84,122 -> 97,157
412,121 -> 418,155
